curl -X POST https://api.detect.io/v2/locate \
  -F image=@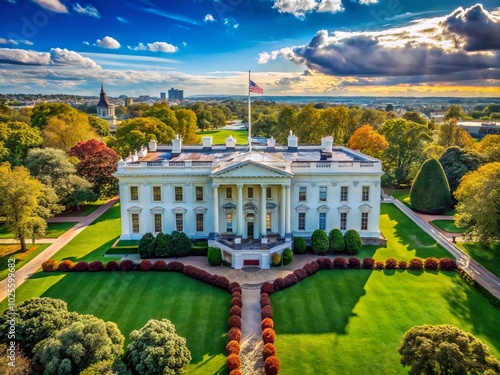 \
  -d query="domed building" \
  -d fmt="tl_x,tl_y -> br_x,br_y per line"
97,83 -> 117,126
